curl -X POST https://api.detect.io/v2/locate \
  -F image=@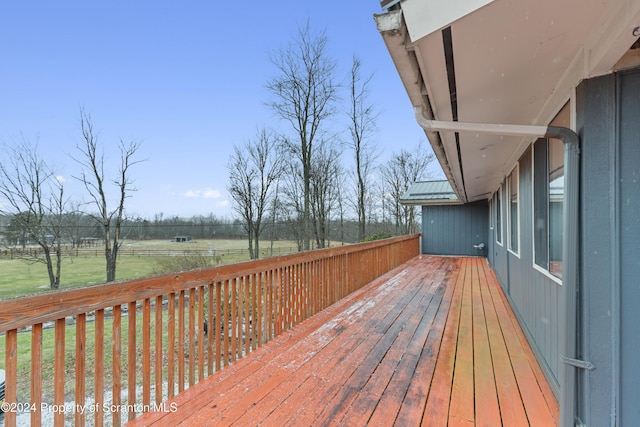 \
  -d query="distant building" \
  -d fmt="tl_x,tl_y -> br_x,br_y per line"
402,180 -> 486,256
